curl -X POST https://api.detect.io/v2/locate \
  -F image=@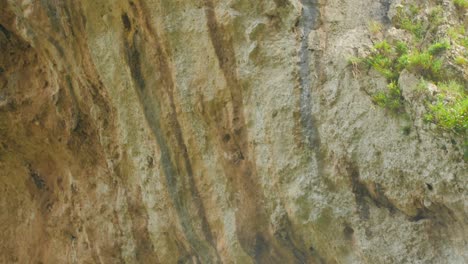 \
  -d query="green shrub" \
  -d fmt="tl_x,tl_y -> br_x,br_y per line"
355,2 -> 467,139
409,4 -> 420,16
455,56 -> 468,66
428,98 -> 468,133
372,82 -> 404,113
447,26 -> 468,48
438,81 -> 466,100
366,55 -> 398,80
428,6 -> 444,27
461,37 -> 468,49
407,52 -> 443,80
364,41 -> 410,81
374,40 -> 393,54
426,81 -> 468,133
395,41 -> 409,55
394,5 -> 425,39
427,41 -> 450,55
454,0 -> 468,9
448,26 -> 465,39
